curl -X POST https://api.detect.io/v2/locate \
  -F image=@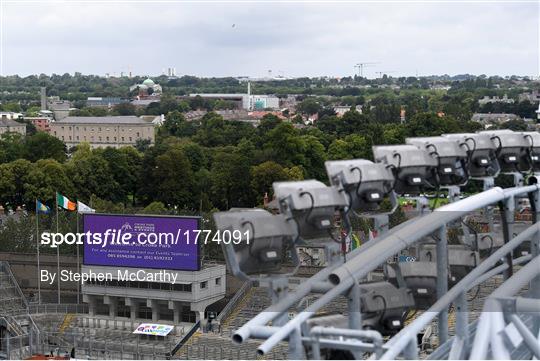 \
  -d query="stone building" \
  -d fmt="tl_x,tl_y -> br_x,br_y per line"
0,117 -> 26,136
50,116 -> 155,148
